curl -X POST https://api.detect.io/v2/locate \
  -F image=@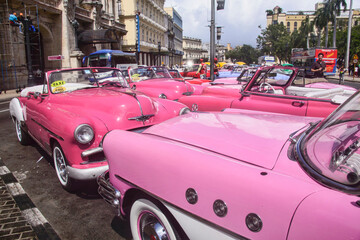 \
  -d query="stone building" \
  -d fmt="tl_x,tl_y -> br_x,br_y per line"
183,36 -> 207,64
164,7 -> 183,67
266,3 -> 360,34
0,0 -> 126,90
120,0 -> 167,66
